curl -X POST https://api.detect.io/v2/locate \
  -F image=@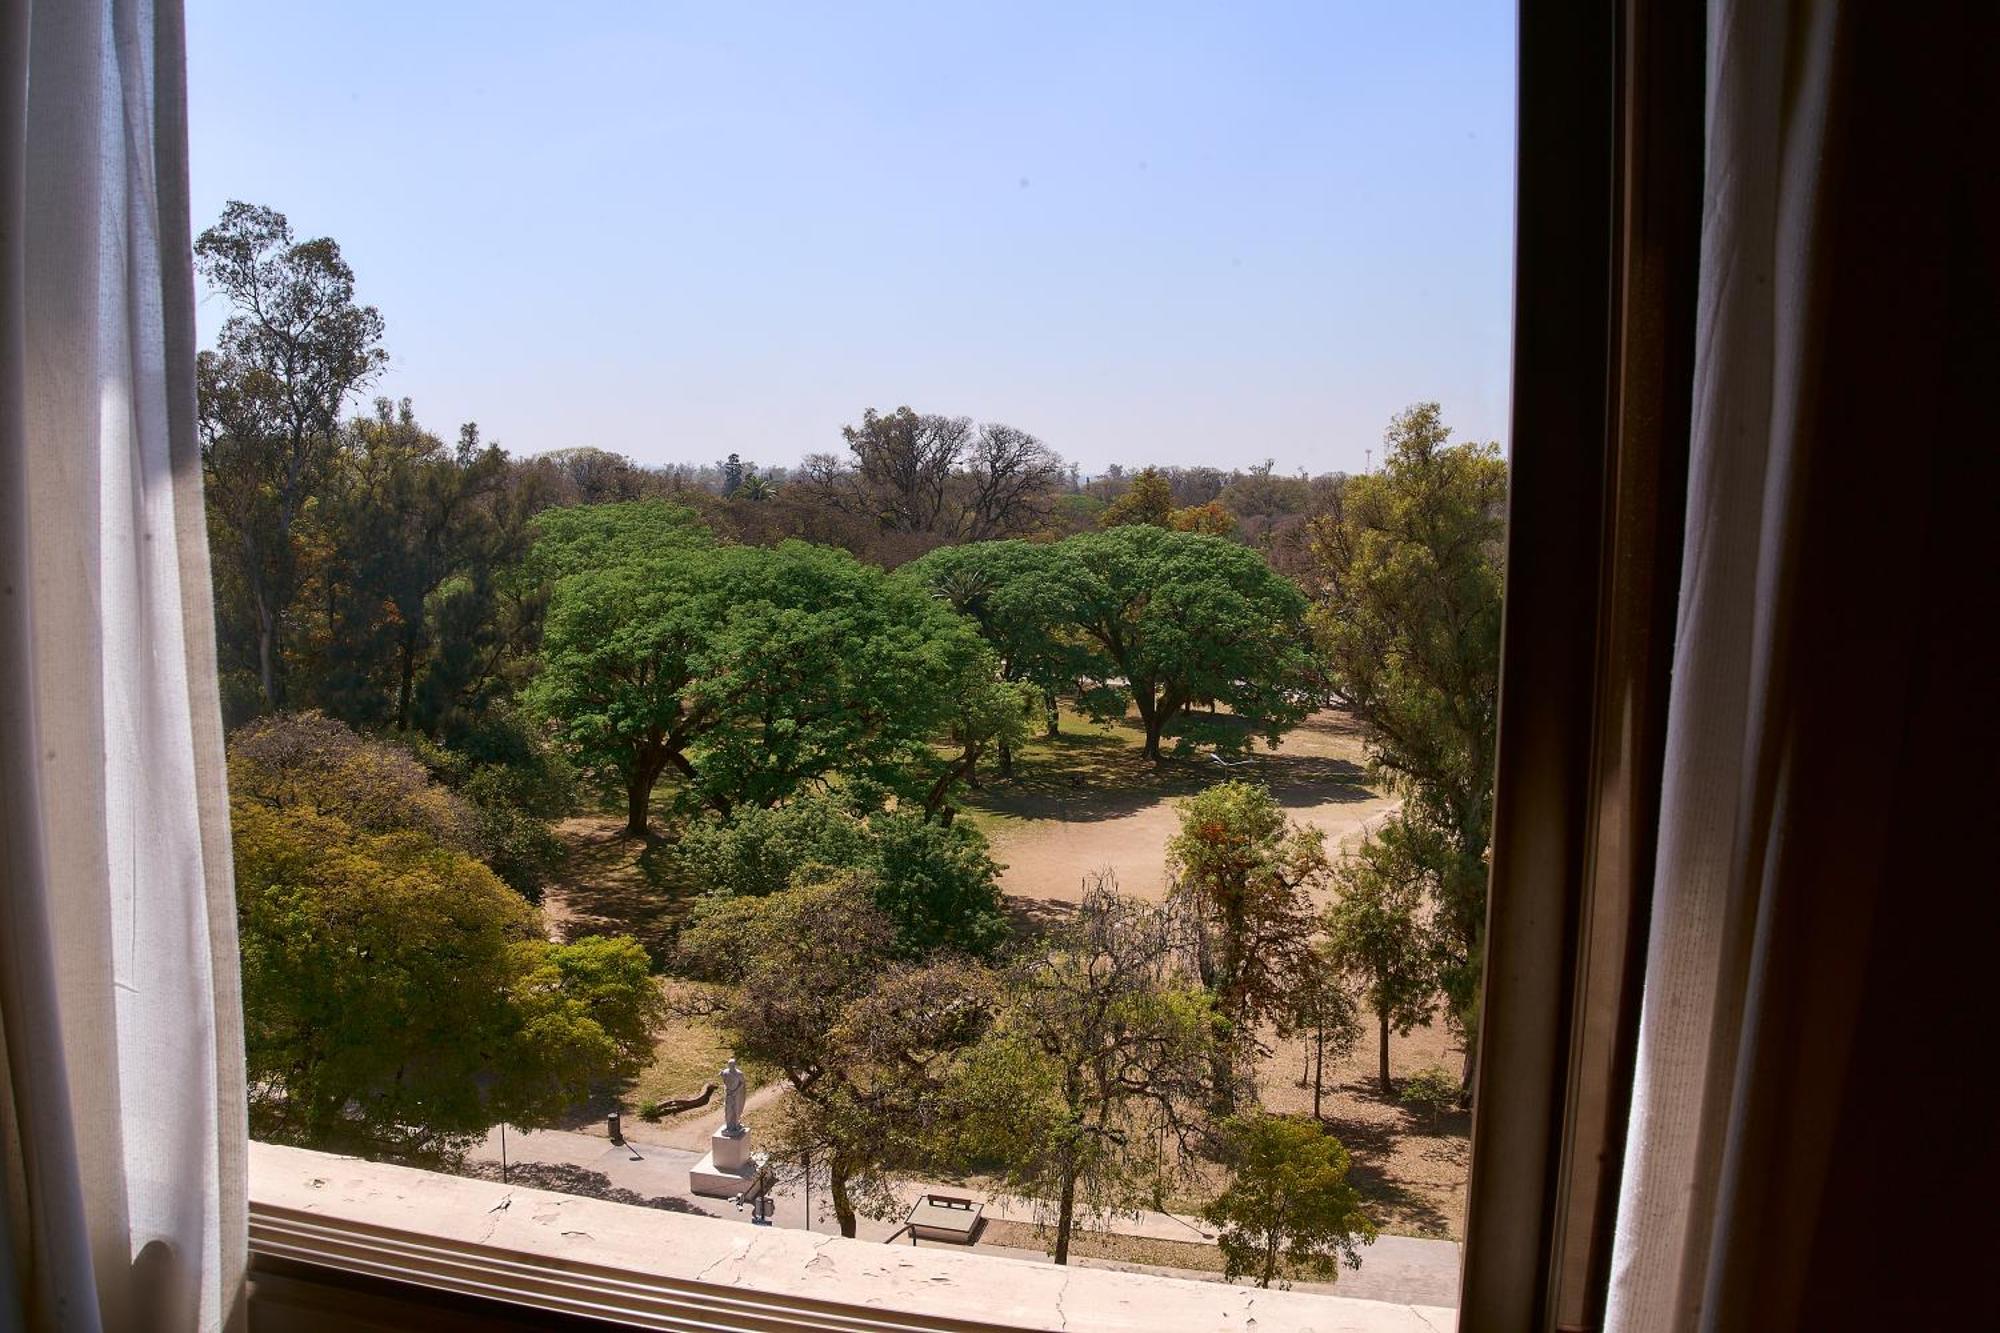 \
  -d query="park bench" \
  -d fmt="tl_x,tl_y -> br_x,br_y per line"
904,1193 -> 984,1244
